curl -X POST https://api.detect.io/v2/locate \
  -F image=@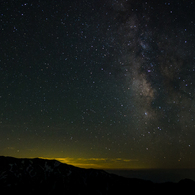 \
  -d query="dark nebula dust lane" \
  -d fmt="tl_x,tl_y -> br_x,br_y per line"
0,0 -> 195,169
